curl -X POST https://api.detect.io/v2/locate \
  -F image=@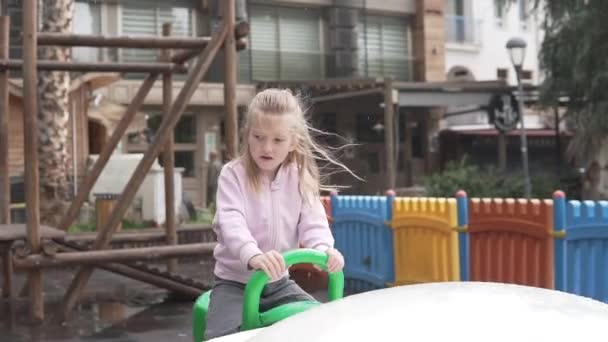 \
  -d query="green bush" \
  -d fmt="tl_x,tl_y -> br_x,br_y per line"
425,157 -> 562,199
